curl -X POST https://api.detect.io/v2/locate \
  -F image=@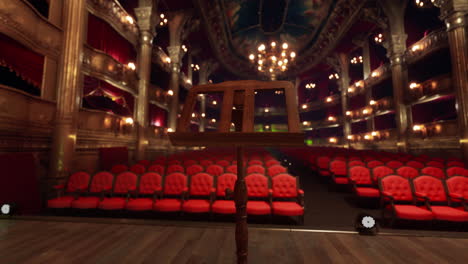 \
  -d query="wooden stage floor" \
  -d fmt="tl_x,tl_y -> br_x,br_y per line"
1,218 -> 468,264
